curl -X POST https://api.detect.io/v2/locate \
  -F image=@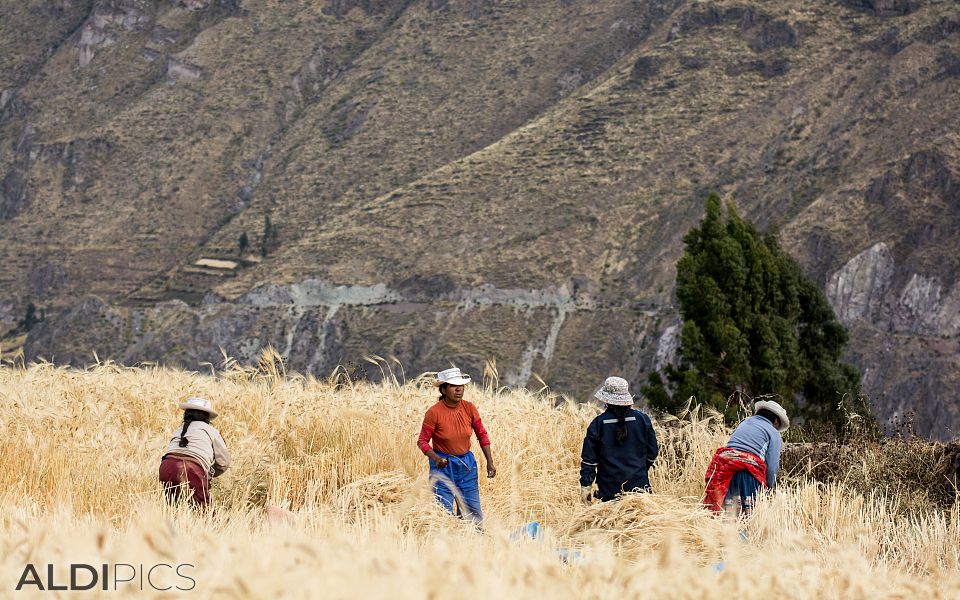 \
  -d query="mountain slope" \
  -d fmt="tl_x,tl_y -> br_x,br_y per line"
3,0 -> 959,438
